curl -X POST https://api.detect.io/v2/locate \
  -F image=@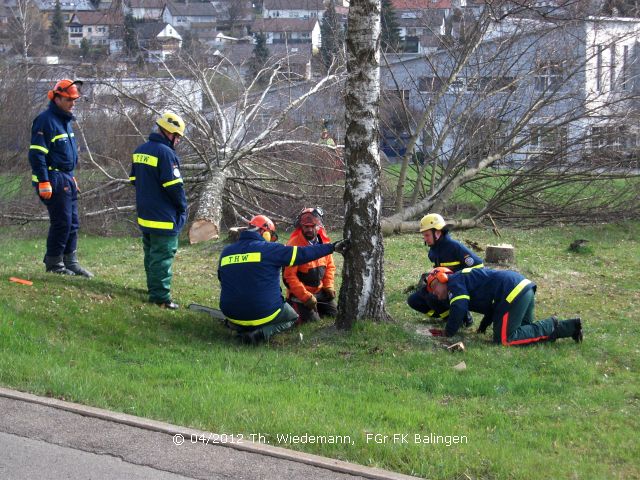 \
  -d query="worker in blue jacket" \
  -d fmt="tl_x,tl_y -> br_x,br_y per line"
29,79 -> 93,277
130,111 -> 187,309
426,266 -> 583,345
408,213 -> 482,323
218,214 -> 349,344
